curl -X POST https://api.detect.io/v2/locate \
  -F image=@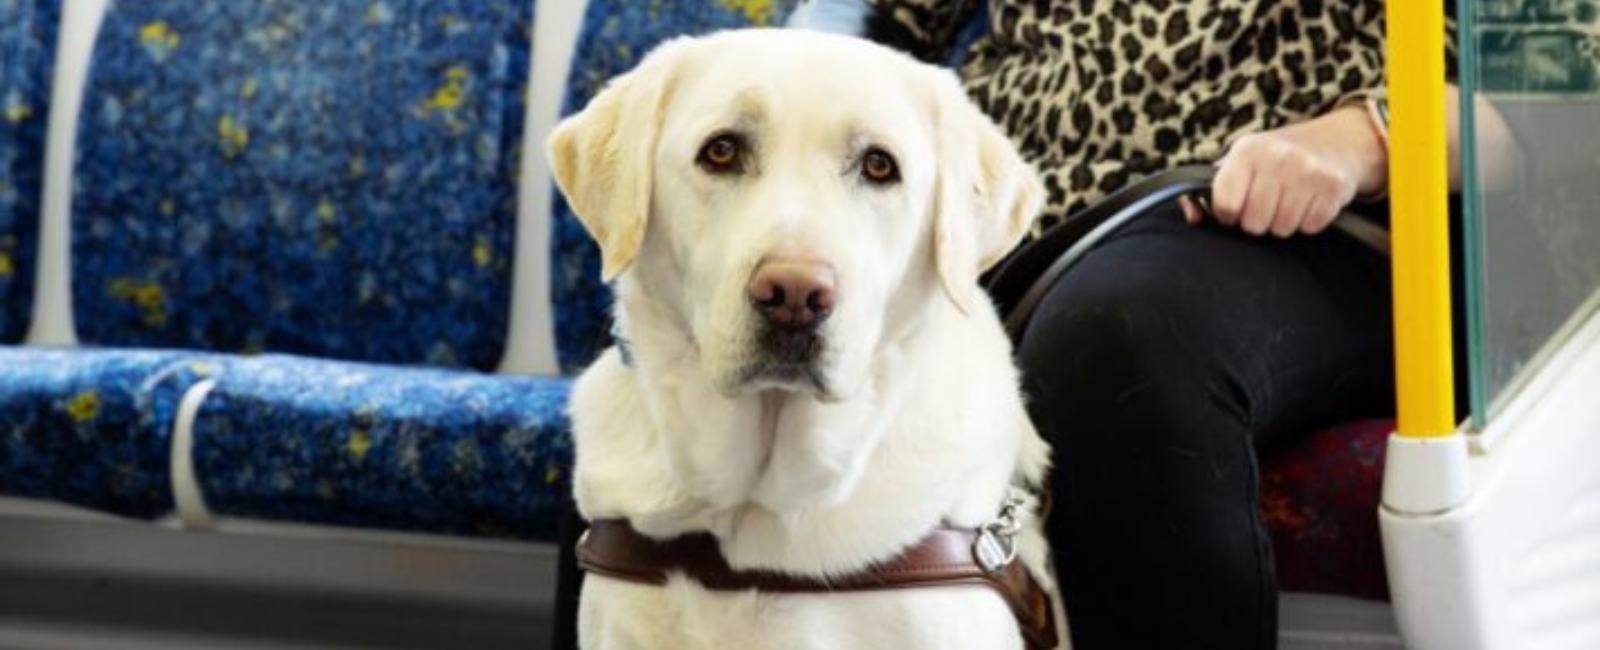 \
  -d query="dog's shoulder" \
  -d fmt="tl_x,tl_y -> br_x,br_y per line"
568,349 -> 691,522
